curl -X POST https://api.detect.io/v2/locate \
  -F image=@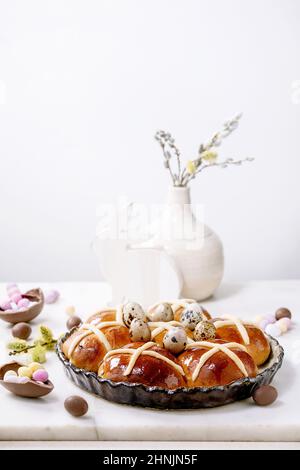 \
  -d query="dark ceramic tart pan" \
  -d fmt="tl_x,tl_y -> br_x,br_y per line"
56,330 -> 284,409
